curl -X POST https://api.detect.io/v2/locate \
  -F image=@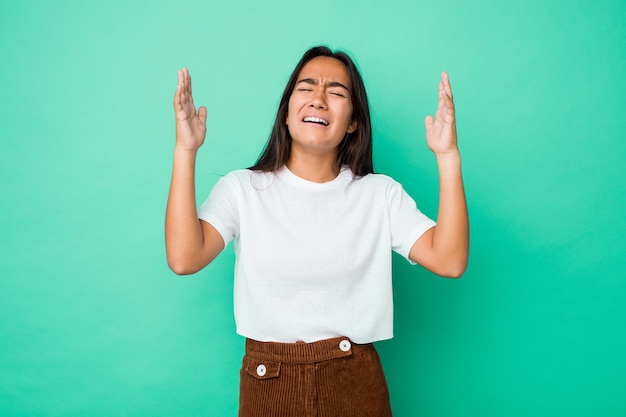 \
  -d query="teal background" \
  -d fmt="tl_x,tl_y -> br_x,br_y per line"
1,0 -> 625,415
